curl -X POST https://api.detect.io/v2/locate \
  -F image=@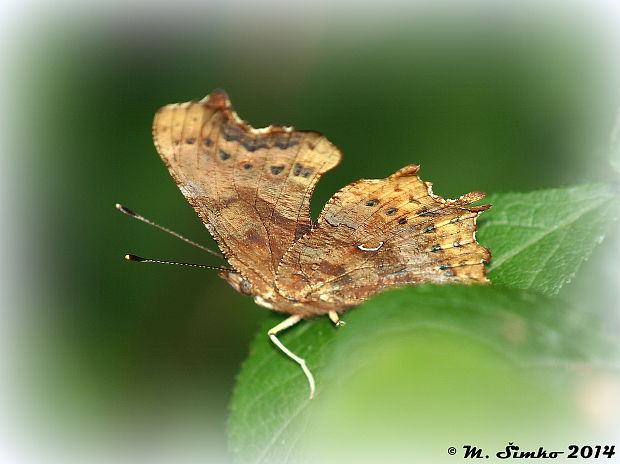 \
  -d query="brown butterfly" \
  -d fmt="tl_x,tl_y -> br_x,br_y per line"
122,90 -> 491,399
